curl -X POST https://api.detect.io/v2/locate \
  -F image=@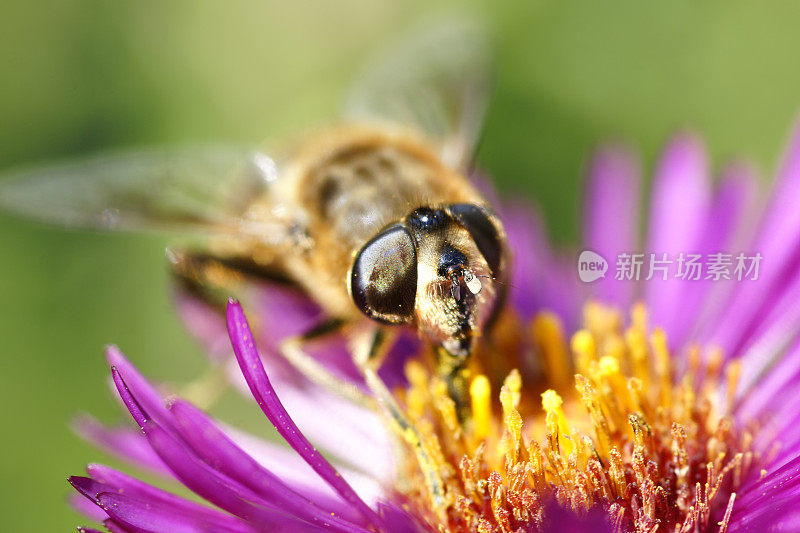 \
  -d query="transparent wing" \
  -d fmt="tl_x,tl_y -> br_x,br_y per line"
343,17 -> 492,171
0,144 -> 287,239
